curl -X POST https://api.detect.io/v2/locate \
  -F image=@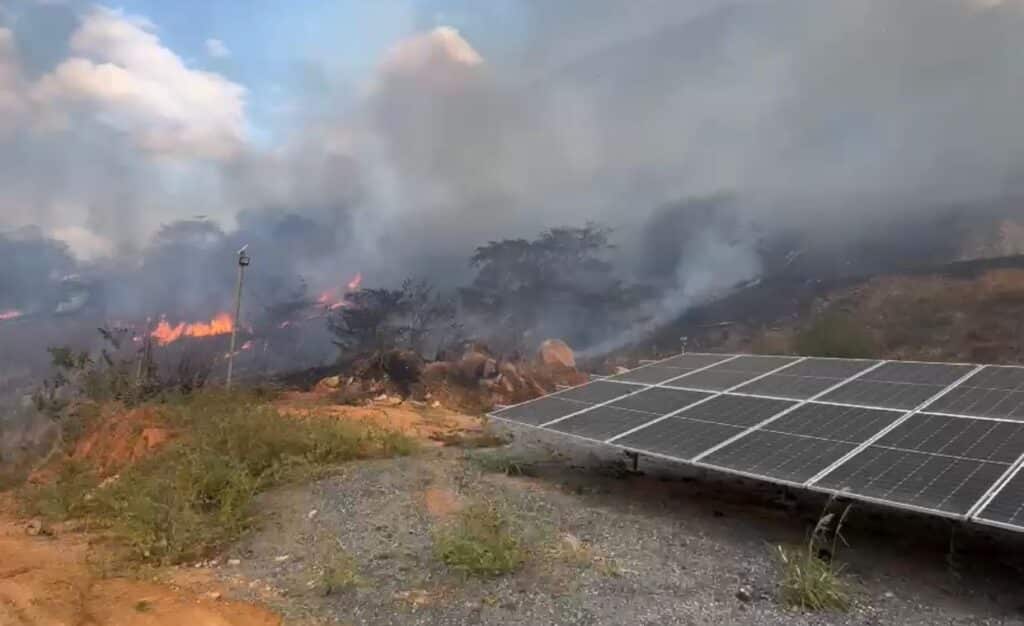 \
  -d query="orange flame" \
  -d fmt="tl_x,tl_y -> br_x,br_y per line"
347,272 -> 362,291
151,312 -> 234,346
0,309 -> 23,322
